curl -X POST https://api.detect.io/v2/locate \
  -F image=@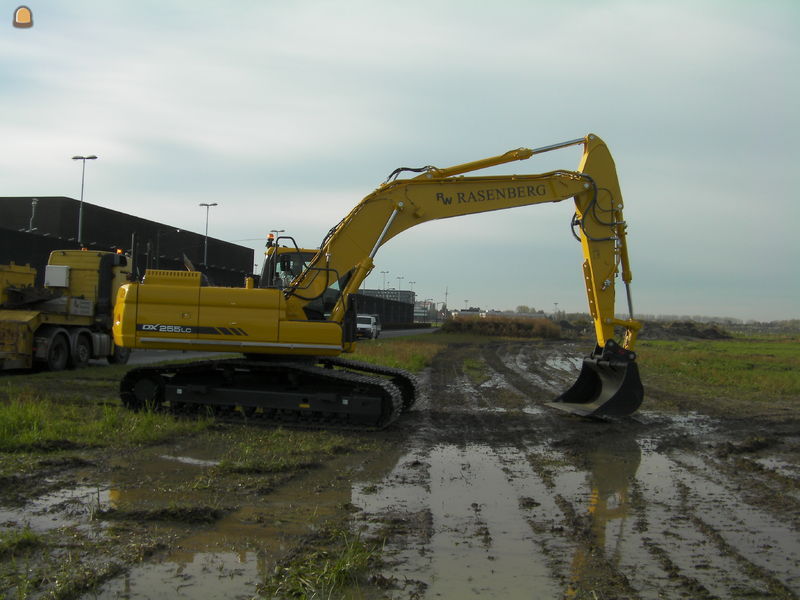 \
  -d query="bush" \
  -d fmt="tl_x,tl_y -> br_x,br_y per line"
439,316 -> 561,339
